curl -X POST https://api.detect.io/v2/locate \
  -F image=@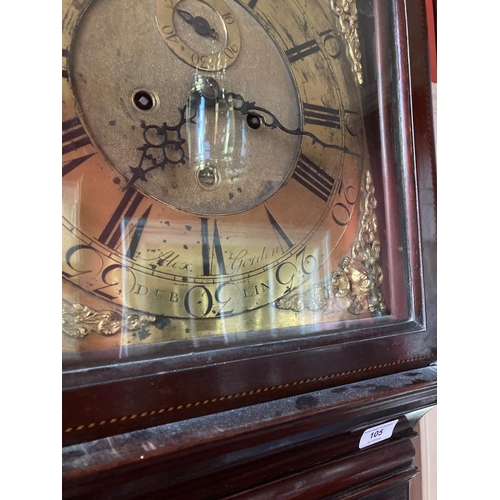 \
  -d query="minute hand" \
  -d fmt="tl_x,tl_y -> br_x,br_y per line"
226,92 -> 359,156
